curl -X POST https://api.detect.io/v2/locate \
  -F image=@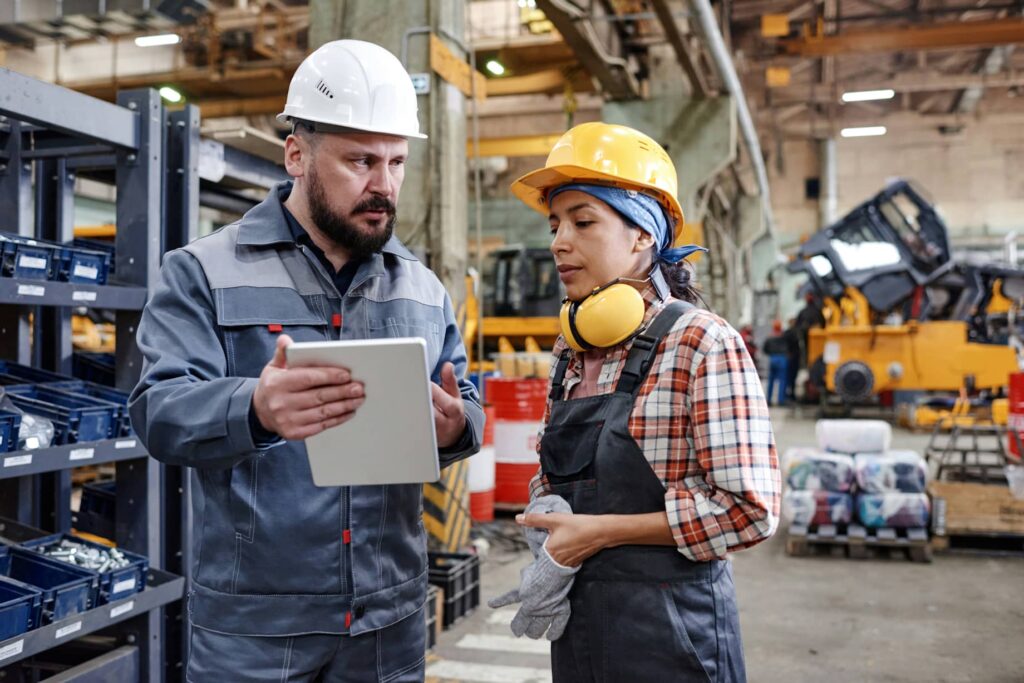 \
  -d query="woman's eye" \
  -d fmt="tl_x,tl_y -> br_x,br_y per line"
575,220 -> 593,228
